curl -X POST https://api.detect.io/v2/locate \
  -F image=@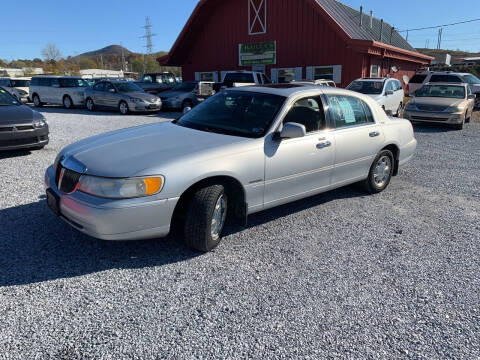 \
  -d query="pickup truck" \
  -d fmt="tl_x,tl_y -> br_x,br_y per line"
213,71 -> 271,92
135,72 -> 177,95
